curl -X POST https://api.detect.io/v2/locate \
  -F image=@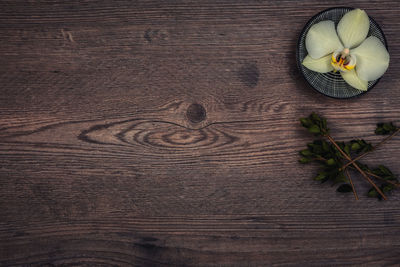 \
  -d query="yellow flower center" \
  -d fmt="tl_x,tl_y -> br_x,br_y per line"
331,48 -> 356,72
